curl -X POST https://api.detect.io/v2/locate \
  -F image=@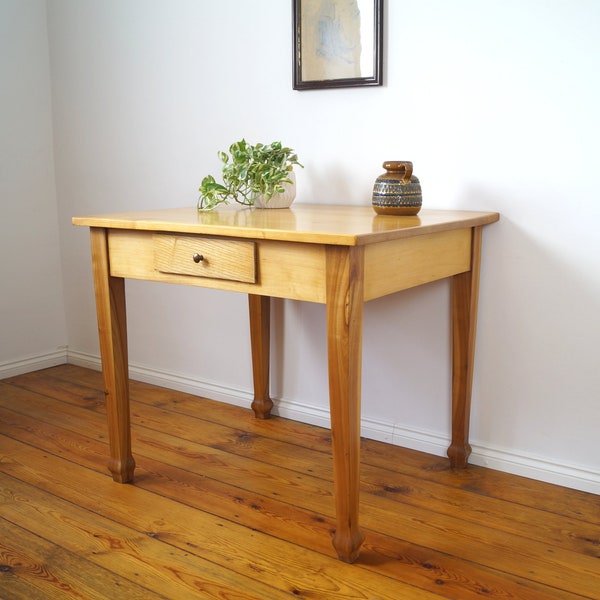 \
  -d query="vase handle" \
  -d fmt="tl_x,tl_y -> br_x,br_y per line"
382,161 -> 413,182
